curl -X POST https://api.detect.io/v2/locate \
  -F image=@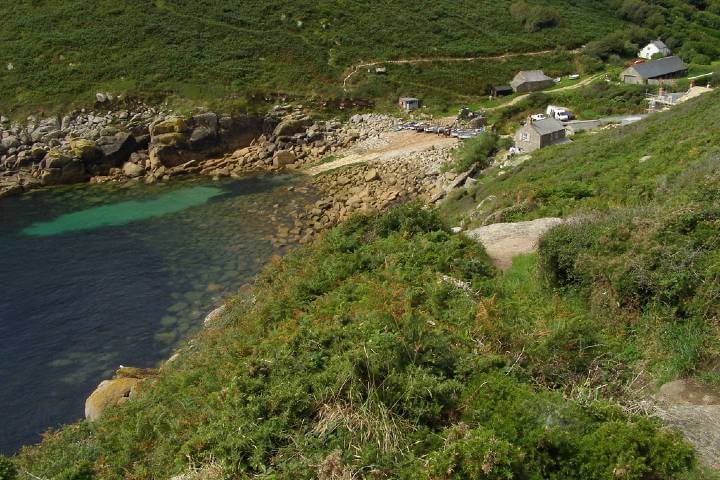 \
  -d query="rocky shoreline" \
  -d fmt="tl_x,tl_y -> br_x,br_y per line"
75,112 -> 471,421
0,99 -> 378,199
